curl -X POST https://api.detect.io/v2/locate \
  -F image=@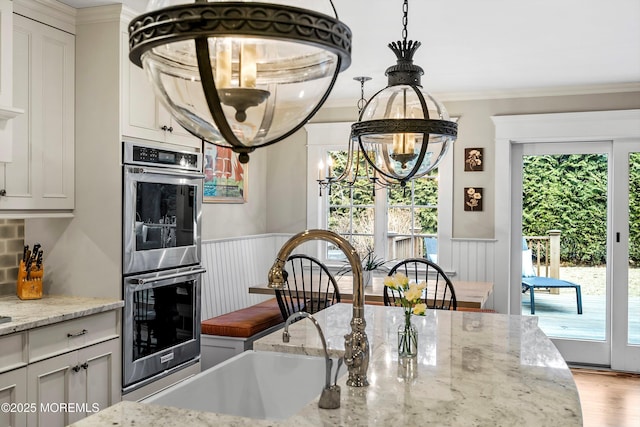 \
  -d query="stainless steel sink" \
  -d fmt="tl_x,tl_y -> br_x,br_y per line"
0,316 -> 11,324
